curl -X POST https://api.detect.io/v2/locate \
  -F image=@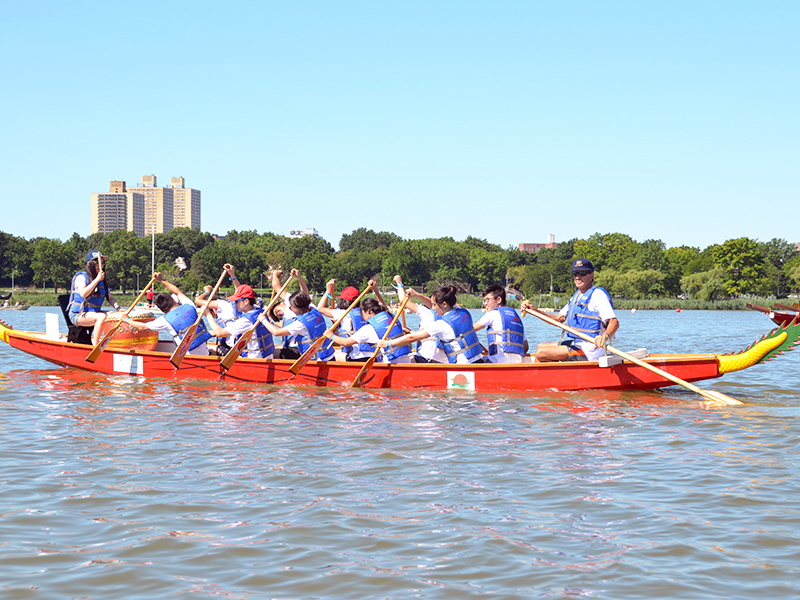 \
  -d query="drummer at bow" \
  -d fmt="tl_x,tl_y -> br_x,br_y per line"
68,250 -> 122,346
124,273 -> 211,356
